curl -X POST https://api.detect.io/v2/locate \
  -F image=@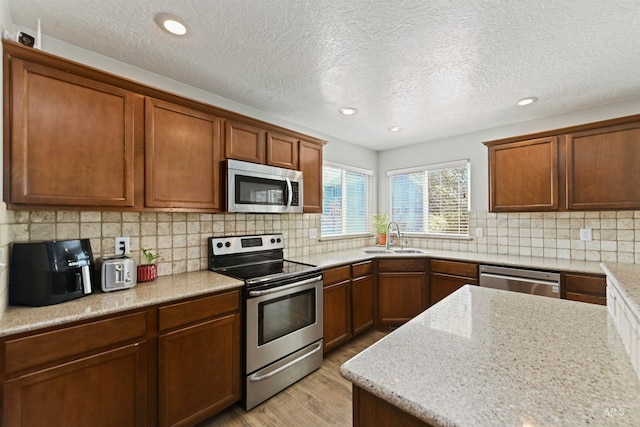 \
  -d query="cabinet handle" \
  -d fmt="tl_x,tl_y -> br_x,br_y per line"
248,341 -> 322,383
248,276 -> 322,297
